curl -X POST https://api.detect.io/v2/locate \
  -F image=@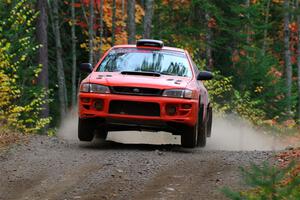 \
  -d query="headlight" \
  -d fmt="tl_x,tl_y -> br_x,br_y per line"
162,89 -> 193,99
80,83 -> 110,94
